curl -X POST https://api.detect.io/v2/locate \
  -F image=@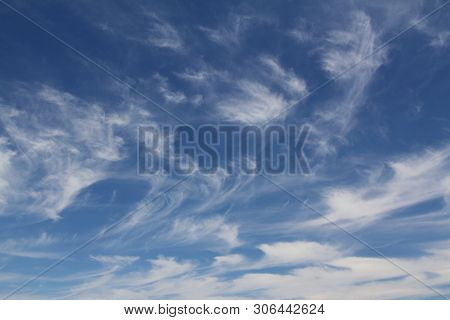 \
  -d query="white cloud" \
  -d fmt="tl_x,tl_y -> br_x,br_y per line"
92,7 -> 183,51
258,241 -> 342,266
51,239 -> 450,299
66,256 -> 195,299
168,216 -> 241,249
107,169 -> 253,251
175,65 -> 229,86
213,254 -> 246,268
200,14 -> 252,48
145,14 -> 183,50
312,11 -> 387,156
175,69 -> 209,82
321,10 -> 385,81
289,29 -> 312,43
227,241 -> 450,299
153,74 -> 187,104
145,256 -> 194,283
0,233 -> 58,259
194,56 -> 308,124
192,168 -> 255,213
0,138 -> 16,206
32,167 -> 103,220
414,15 -> 450,48
90,255 -> 139,267
429,31 -> 450,47
0,85 -> 148,220
175,59 -> 308,125
109,181 -> 185,237
217,80 -> 288,124
230,240 -> 450,299
315,146 -> 450,228
260,56 -> 308,97
211,241 -> 343,273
